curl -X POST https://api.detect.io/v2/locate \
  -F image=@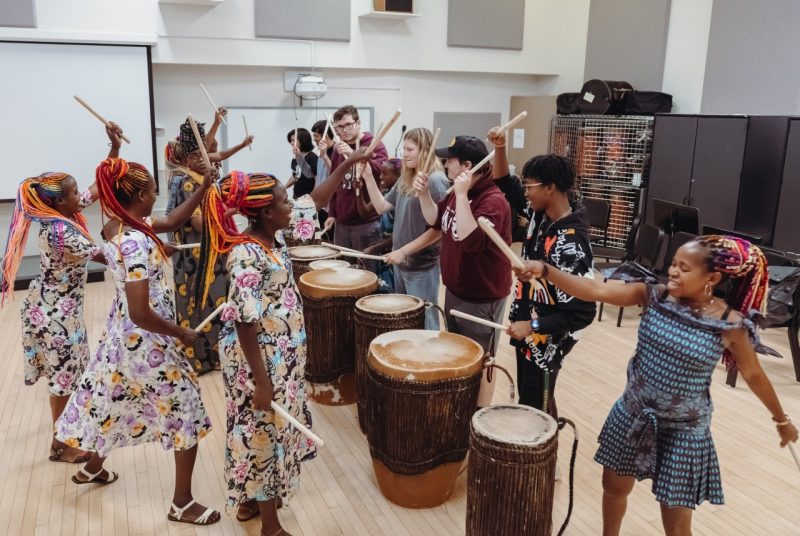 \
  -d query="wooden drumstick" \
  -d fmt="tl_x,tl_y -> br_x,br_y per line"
173,242 -> 200,251
73,95 -> 131,143
187,114 -> 211,168
367,109 -> 402,153
194,302 -> 226,333
245,379 -> 325,448
477,216 -> 525,270
498,111 -> 528,133
354,137 -> 361,197
450,309 -> 507,331
789,442 -> 800,472
200,83 -> 226,125
445,150 -> 496,194
242,115 -> 252,152
324,113 -> 340,144
421,128 -> 442,175
321,242 -> 362,255
334,250 -> 387,262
